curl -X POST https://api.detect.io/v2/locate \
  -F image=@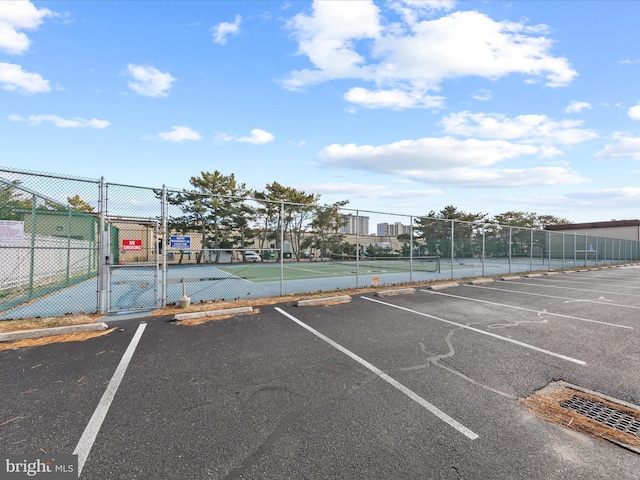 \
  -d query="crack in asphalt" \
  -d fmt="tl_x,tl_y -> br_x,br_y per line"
397,327 -> 517,401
